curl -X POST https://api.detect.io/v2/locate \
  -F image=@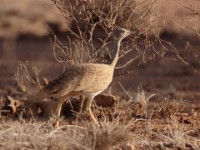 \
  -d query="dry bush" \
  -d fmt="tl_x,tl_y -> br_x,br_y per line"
49,0 -> 200,82
153,99 -> 186,118
14,61 -> 43,95
0,119 -> 132,150
50,0 -> 165,77
177,2 -> 200,75
156,0 -> 200,76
